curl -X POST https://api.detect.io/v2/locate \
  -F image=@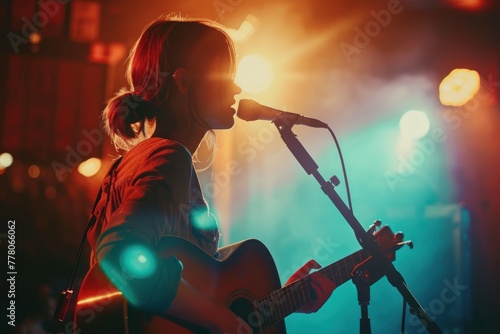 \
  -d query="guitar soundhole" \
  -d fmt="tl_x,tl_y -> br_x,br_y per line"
229,297 -> 262,333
